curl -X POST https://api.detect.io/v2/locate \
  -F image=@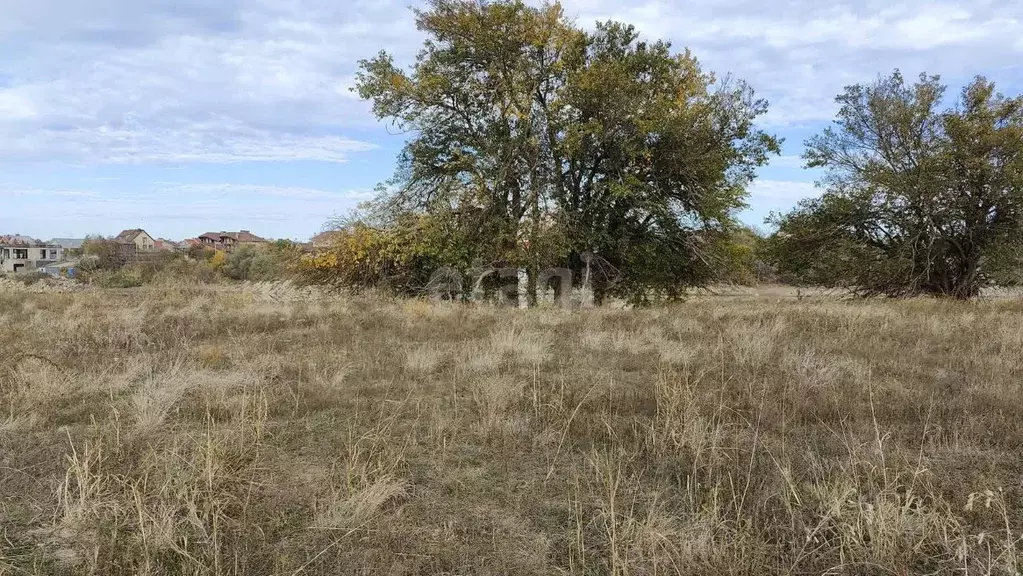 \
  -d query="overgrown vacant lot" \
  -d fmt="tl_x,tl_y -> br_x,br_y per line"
1,287 -> 1021,575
